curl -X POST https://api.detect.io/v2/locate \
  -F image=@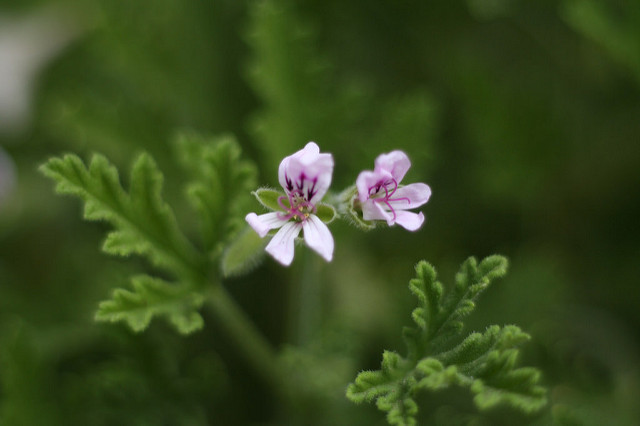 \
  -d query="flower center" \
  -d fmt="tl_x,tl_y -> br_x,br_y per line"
277,190 -> 316,222
367,178 -> 410,221
368,178 -> 398,199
